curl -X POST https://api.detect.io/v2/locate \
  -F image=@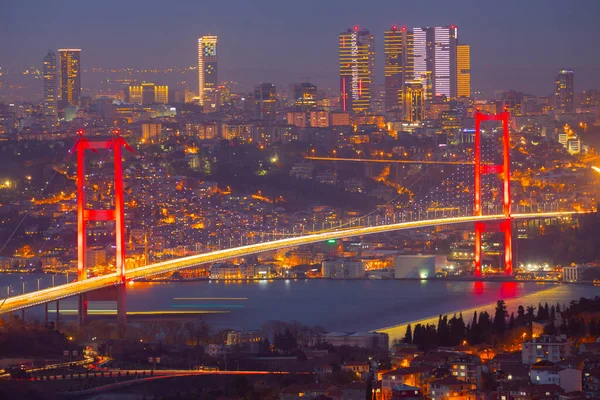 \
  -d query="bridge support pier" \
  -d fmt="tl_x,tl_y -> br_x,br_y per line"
44,303 -> 48,326
21,308 -> 24,322
78,294 -> 88,327
56,300 -> 60,331
117,283 -> 127,337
